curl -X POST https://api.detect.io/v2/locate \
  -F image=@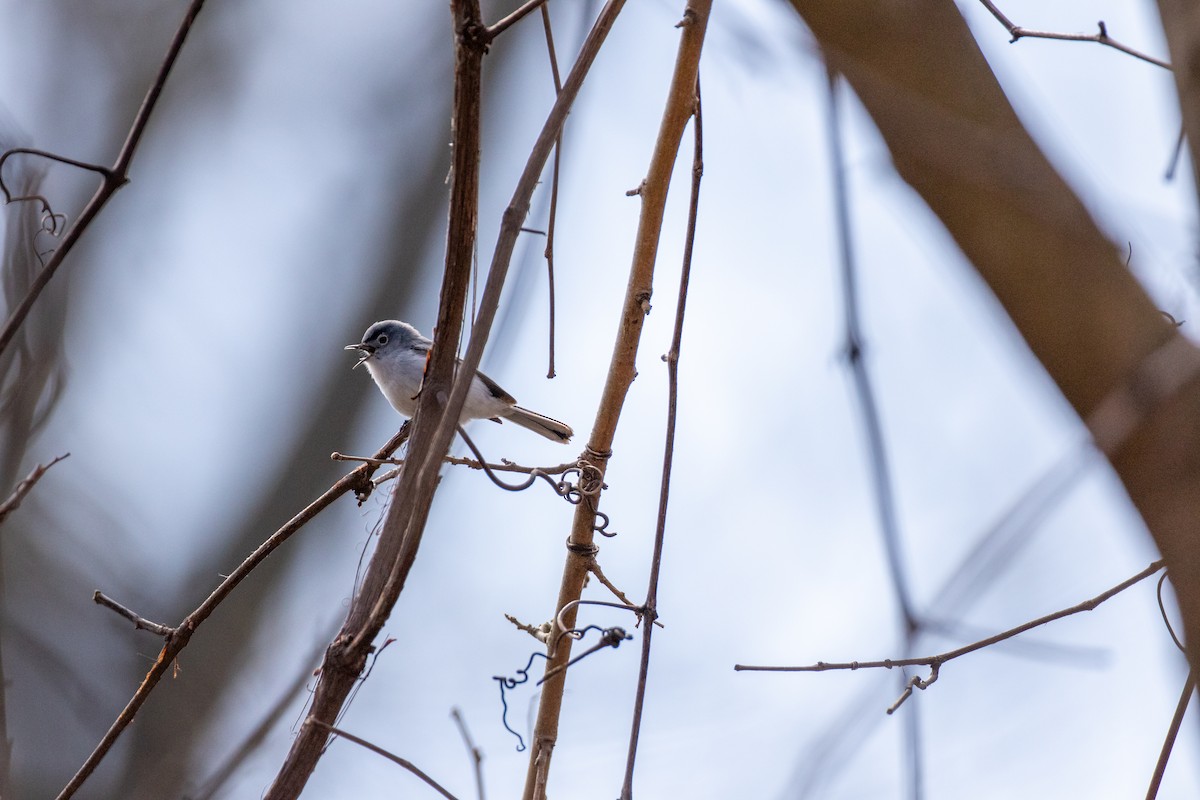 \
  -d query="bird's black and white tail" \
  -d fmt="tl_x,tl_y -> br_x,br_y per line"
505,406 -> 574,443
